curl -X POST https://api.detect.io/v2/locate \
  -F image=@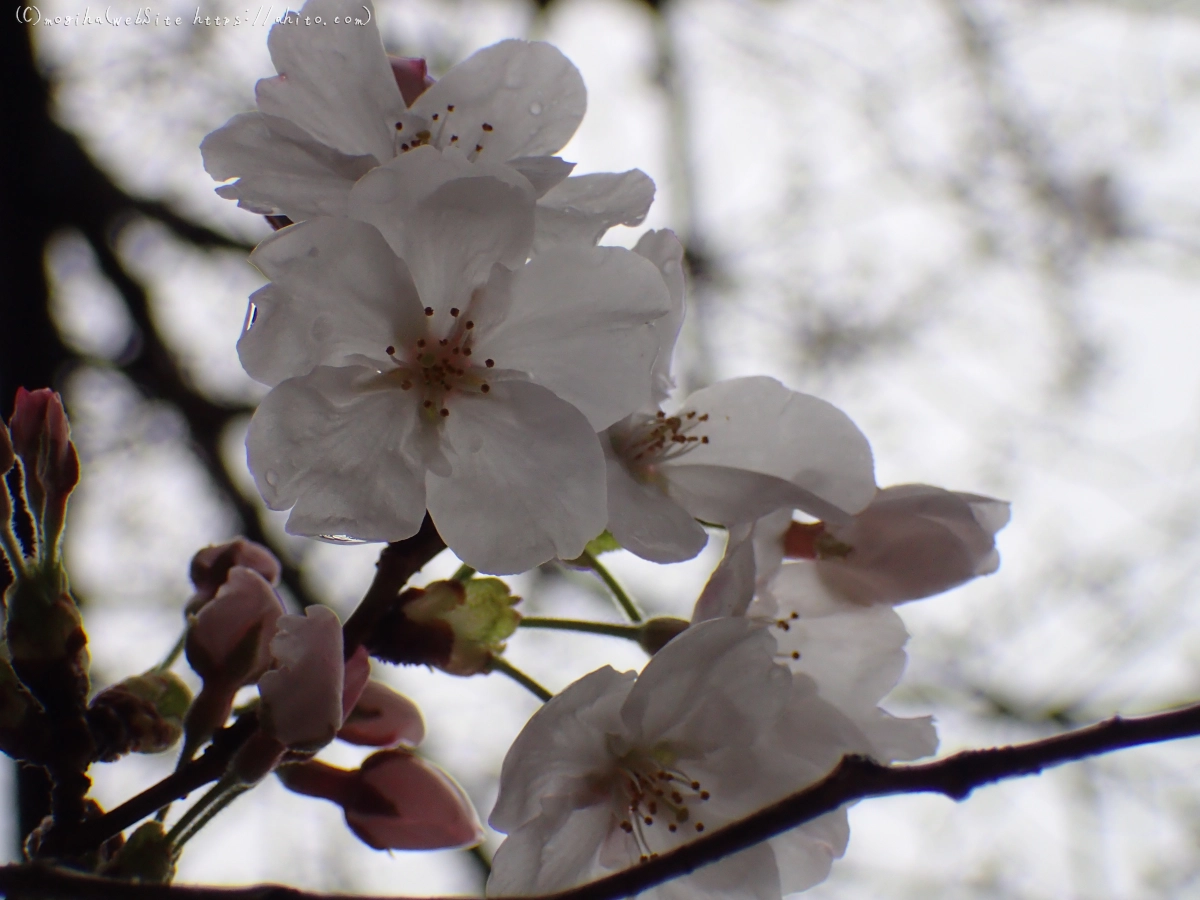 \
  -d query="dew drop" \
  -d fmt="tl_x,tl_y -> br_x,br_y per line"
264,469 -> 278,487
529,101 -> 542,115
318,534 -> 368,545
